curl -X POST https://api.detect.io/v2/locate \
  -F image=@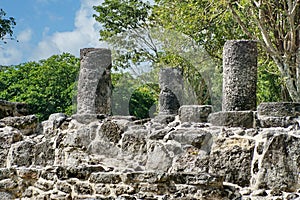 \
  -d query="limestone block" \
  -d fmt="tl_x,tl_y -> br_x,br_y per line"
0,100 -> 29,119
145,142 -> 173,172
74,182 -> 93,195
7,140 -> 36,167
56,165 -> 105,180
257,102 -> 300,128
208,137 -> 255,187
179,105 -> 213,123
0,115 -> 39,135
222,40 -> 257,111
170,146 -> 209,173
62,126 -> 96,148
258,116 -> 298,128
165,129 -> 212,150
208,111 -> 255,128
100,121 -> 124,144
34,140 -> 55,166
89,172 -> 122,184
254,133 -> 300,192
0,128 -> 23,167
0,192 -> 13,200
121,129 -> 147,154
77,48 -> 112,115
72,113 -> 106,124
258,102 -> 300,117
